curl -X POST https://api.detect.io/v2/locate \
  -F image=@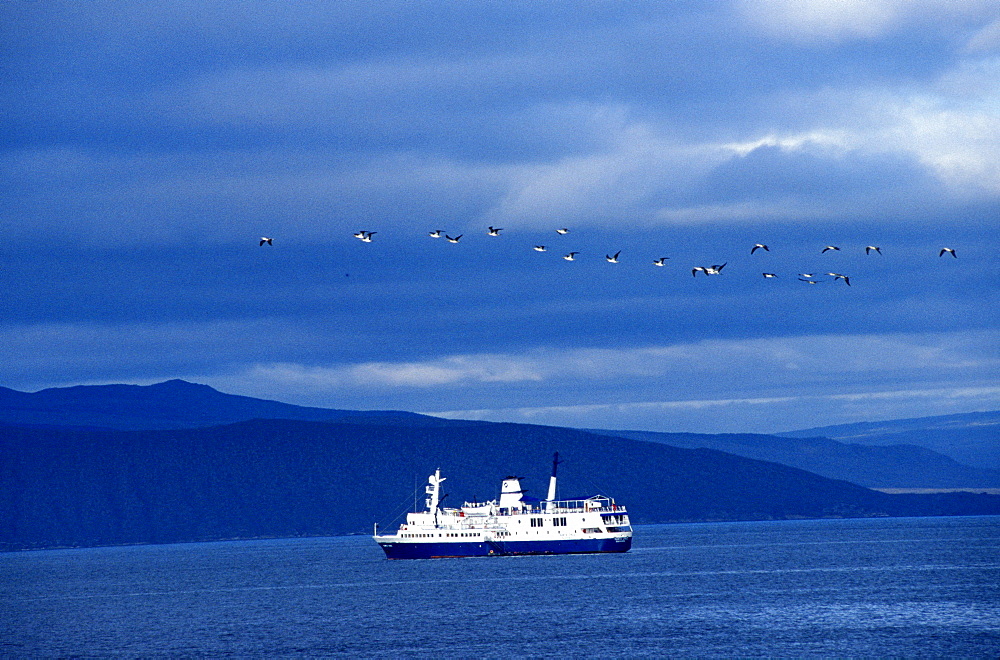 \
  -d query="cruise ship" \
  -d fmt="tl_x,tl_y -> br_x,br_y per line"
373,454 -> 632,559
